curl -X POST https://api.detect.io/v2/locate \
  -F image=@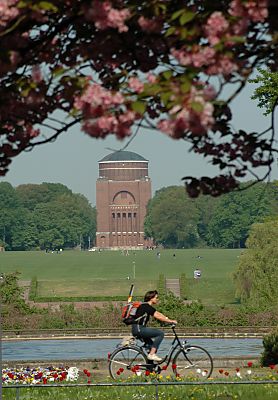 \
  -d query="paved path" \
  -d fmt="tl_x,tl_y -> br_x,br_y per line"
166,278 -> 180,298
